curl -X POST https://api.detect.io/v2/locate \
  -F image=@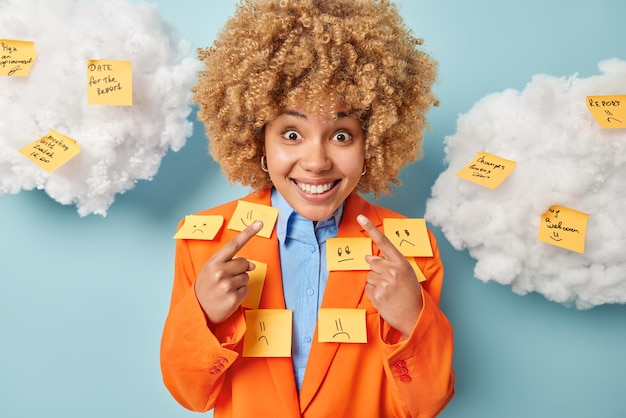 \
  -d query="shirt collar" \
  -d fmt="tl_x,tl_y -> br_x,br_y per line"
271,188 -> 344,244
